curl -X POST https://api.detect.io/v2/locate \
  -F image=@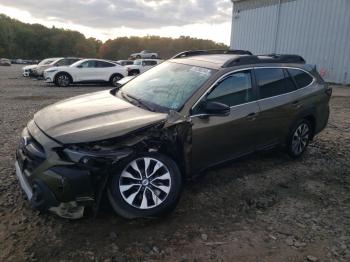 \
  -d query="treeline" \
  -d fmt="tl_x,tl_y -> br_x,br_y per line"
0,14 -> 227,60
0,14 -> 101,59
99,36 -> 228,59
